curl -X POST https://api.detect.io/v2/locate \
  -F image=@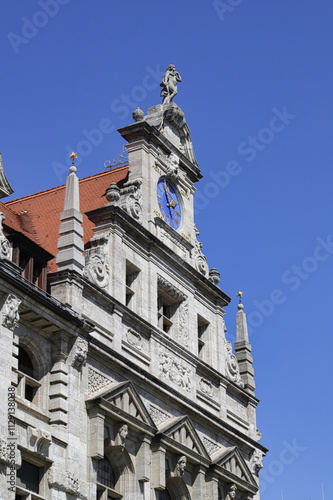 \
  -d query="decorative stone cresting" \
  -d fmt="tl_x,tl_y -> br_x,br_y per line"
159,349 -> 191,392
157,275 -> 186,302
0,213 -> 10,260
192,225 -> 209,276
72,338 -> 88,369
209,267 -> 220,285
225,339 -> 244,388
88,367 -> 111,395
2,293 -> 21,330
